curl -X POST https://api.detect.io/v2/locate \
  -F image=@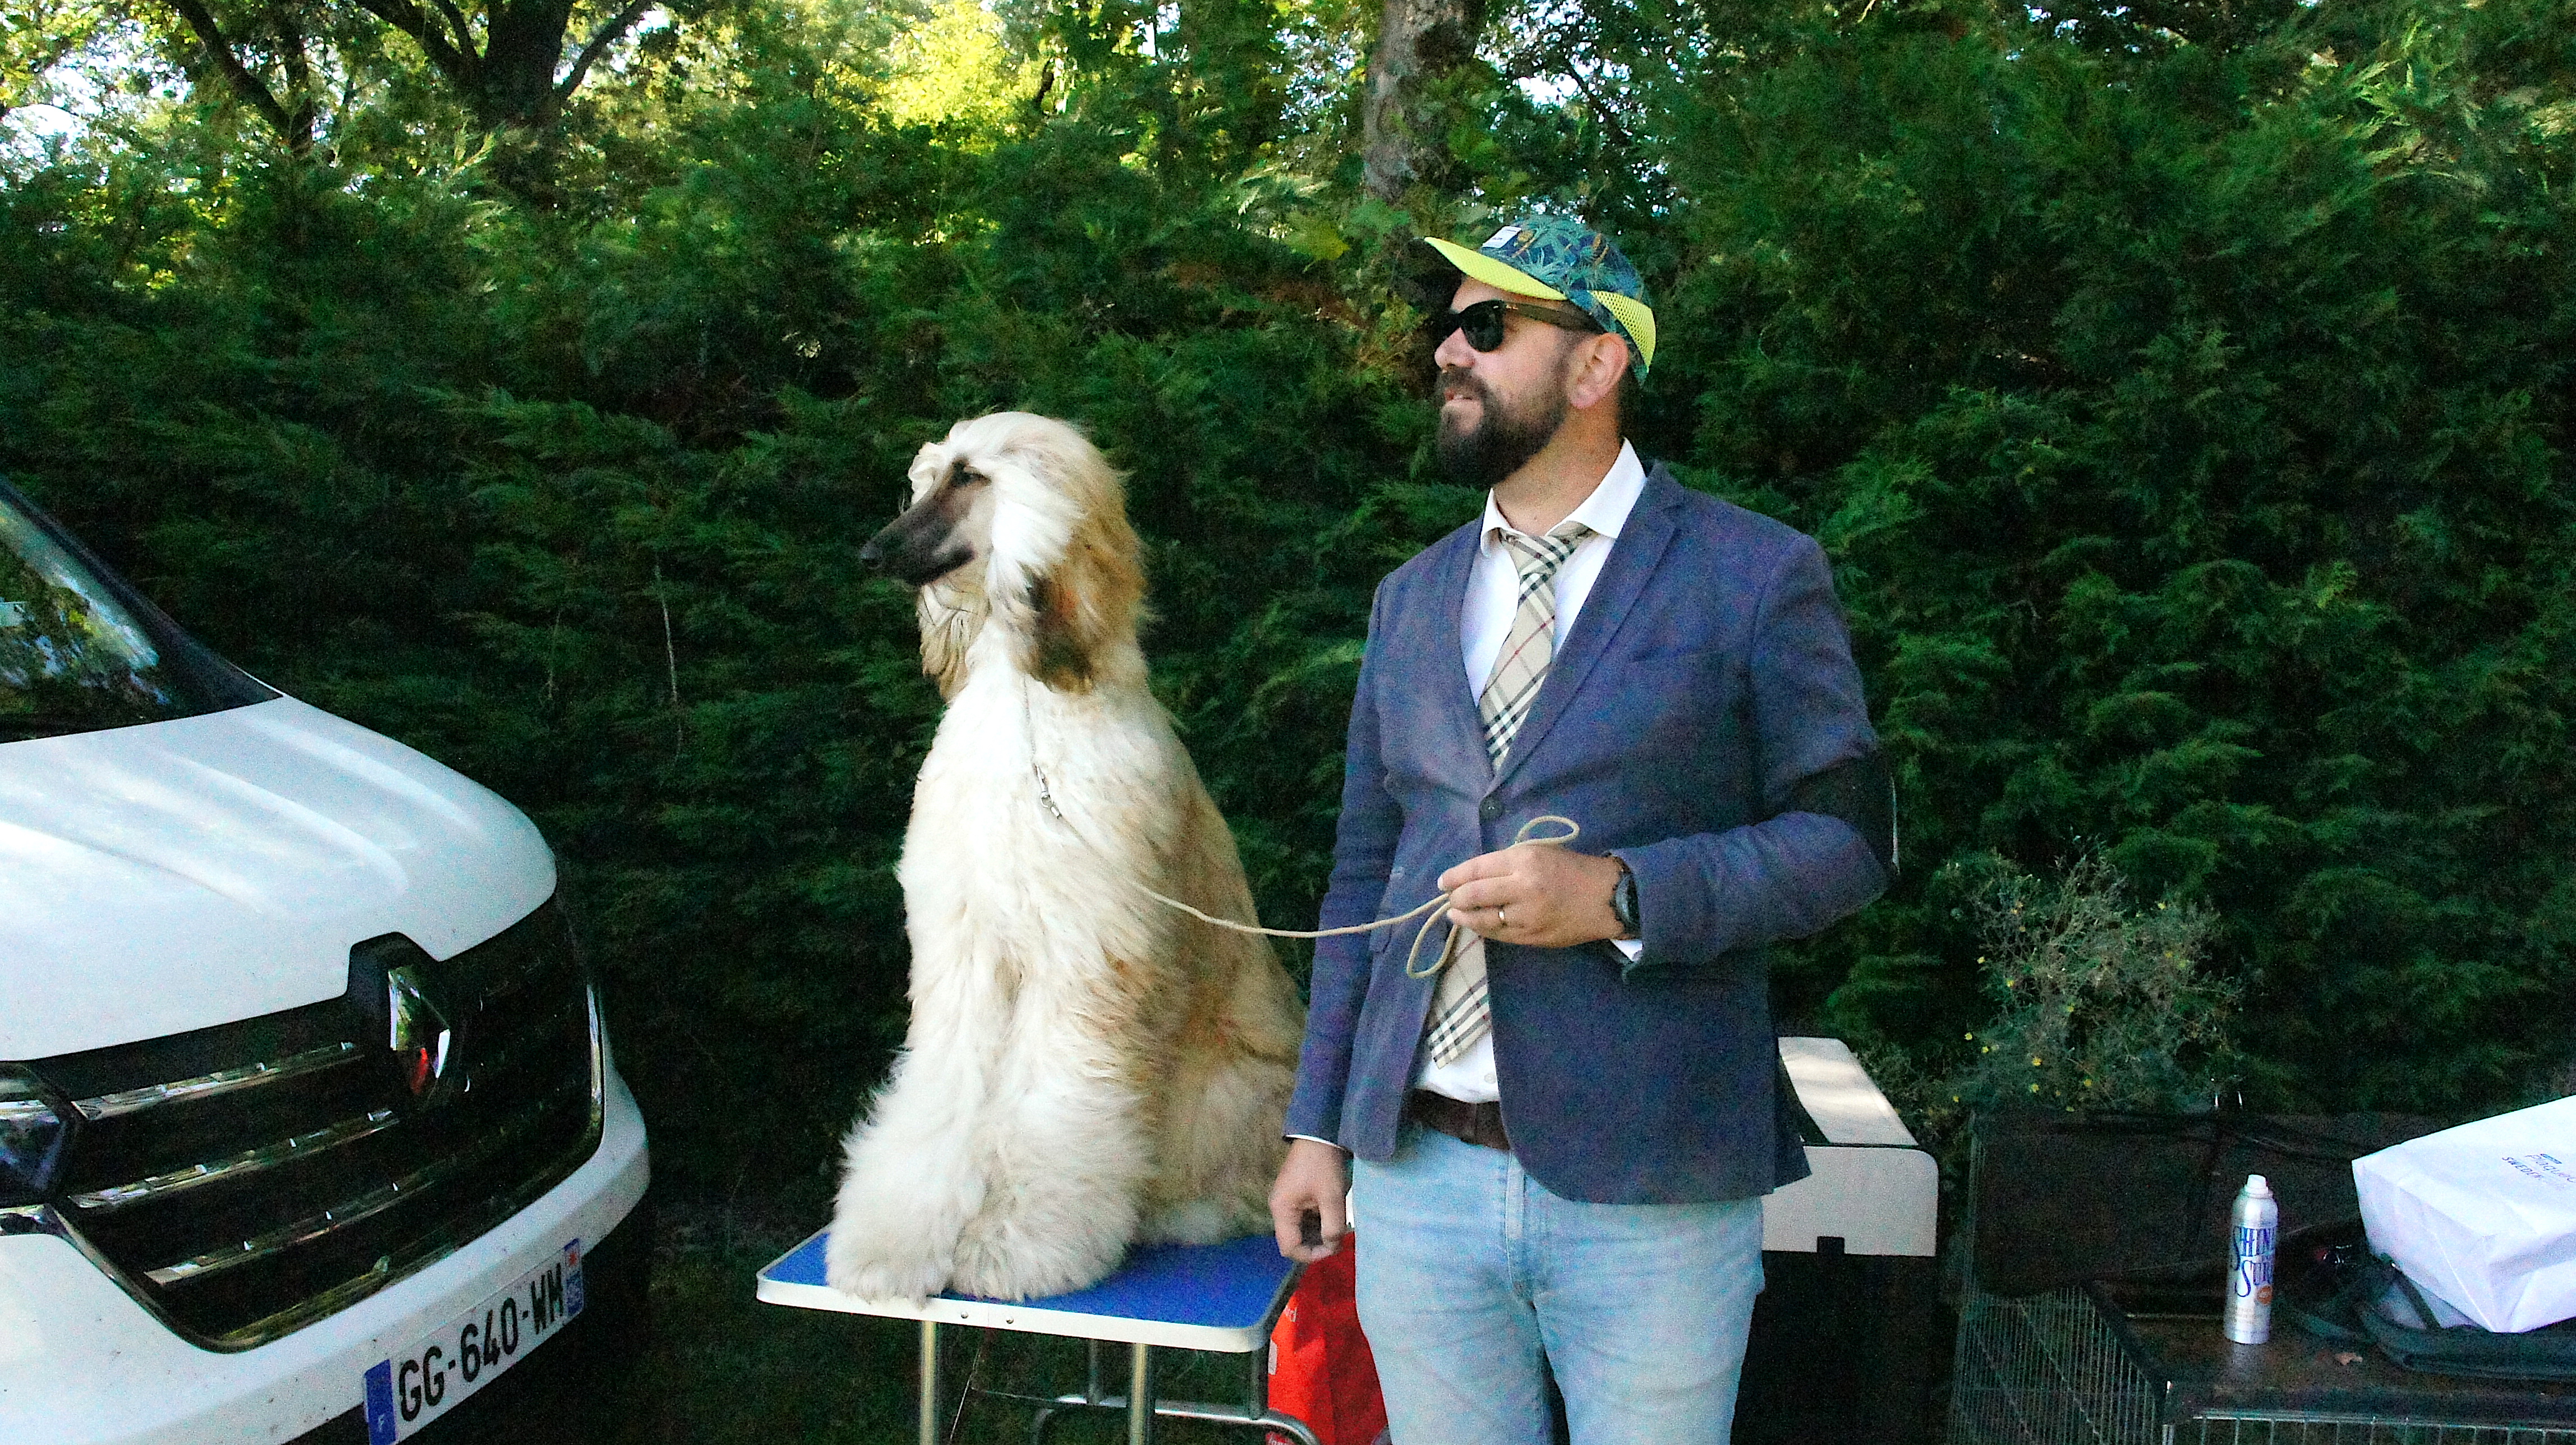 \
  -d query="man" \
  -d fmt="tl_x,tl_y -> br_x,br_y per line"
1267,217 -> 1893,1445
